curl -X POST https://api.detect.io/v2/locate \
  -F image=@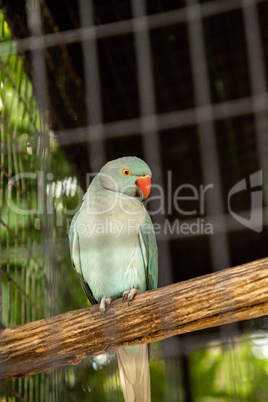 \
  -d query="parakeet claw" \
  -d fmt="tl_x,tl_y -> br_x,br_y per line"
100,297 -> 112,312
123,288 -> 140,304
